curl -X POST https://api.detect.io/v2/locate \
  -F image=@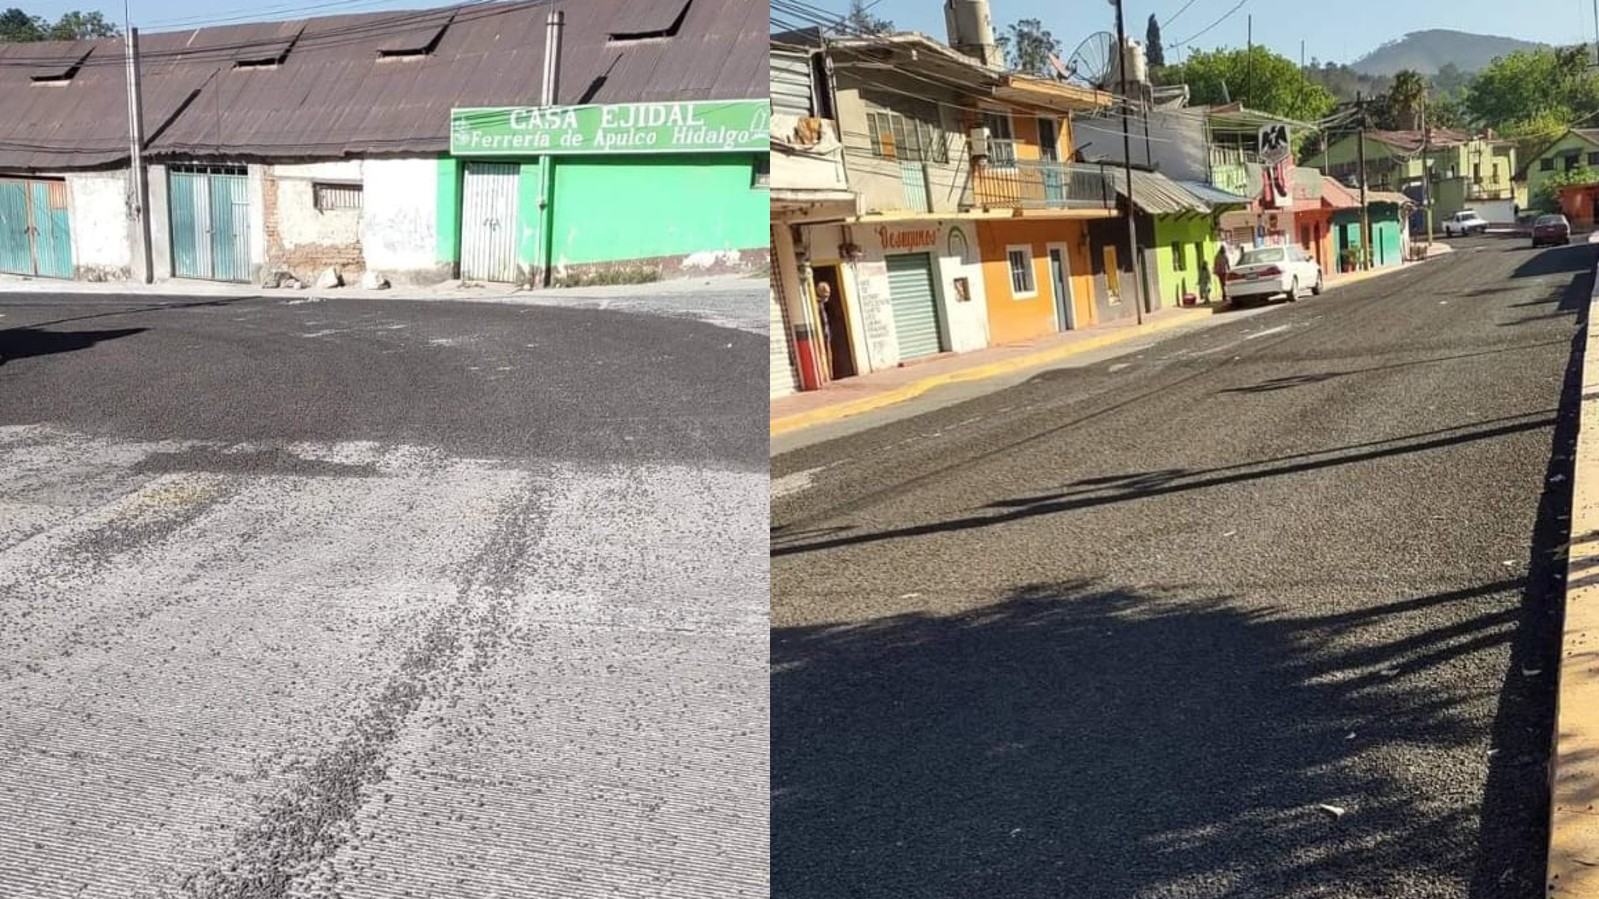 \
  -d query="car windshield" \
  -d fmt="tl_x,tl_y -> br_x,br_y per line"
1537,216 -> 1563,226
1239,248 -> 1285,265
